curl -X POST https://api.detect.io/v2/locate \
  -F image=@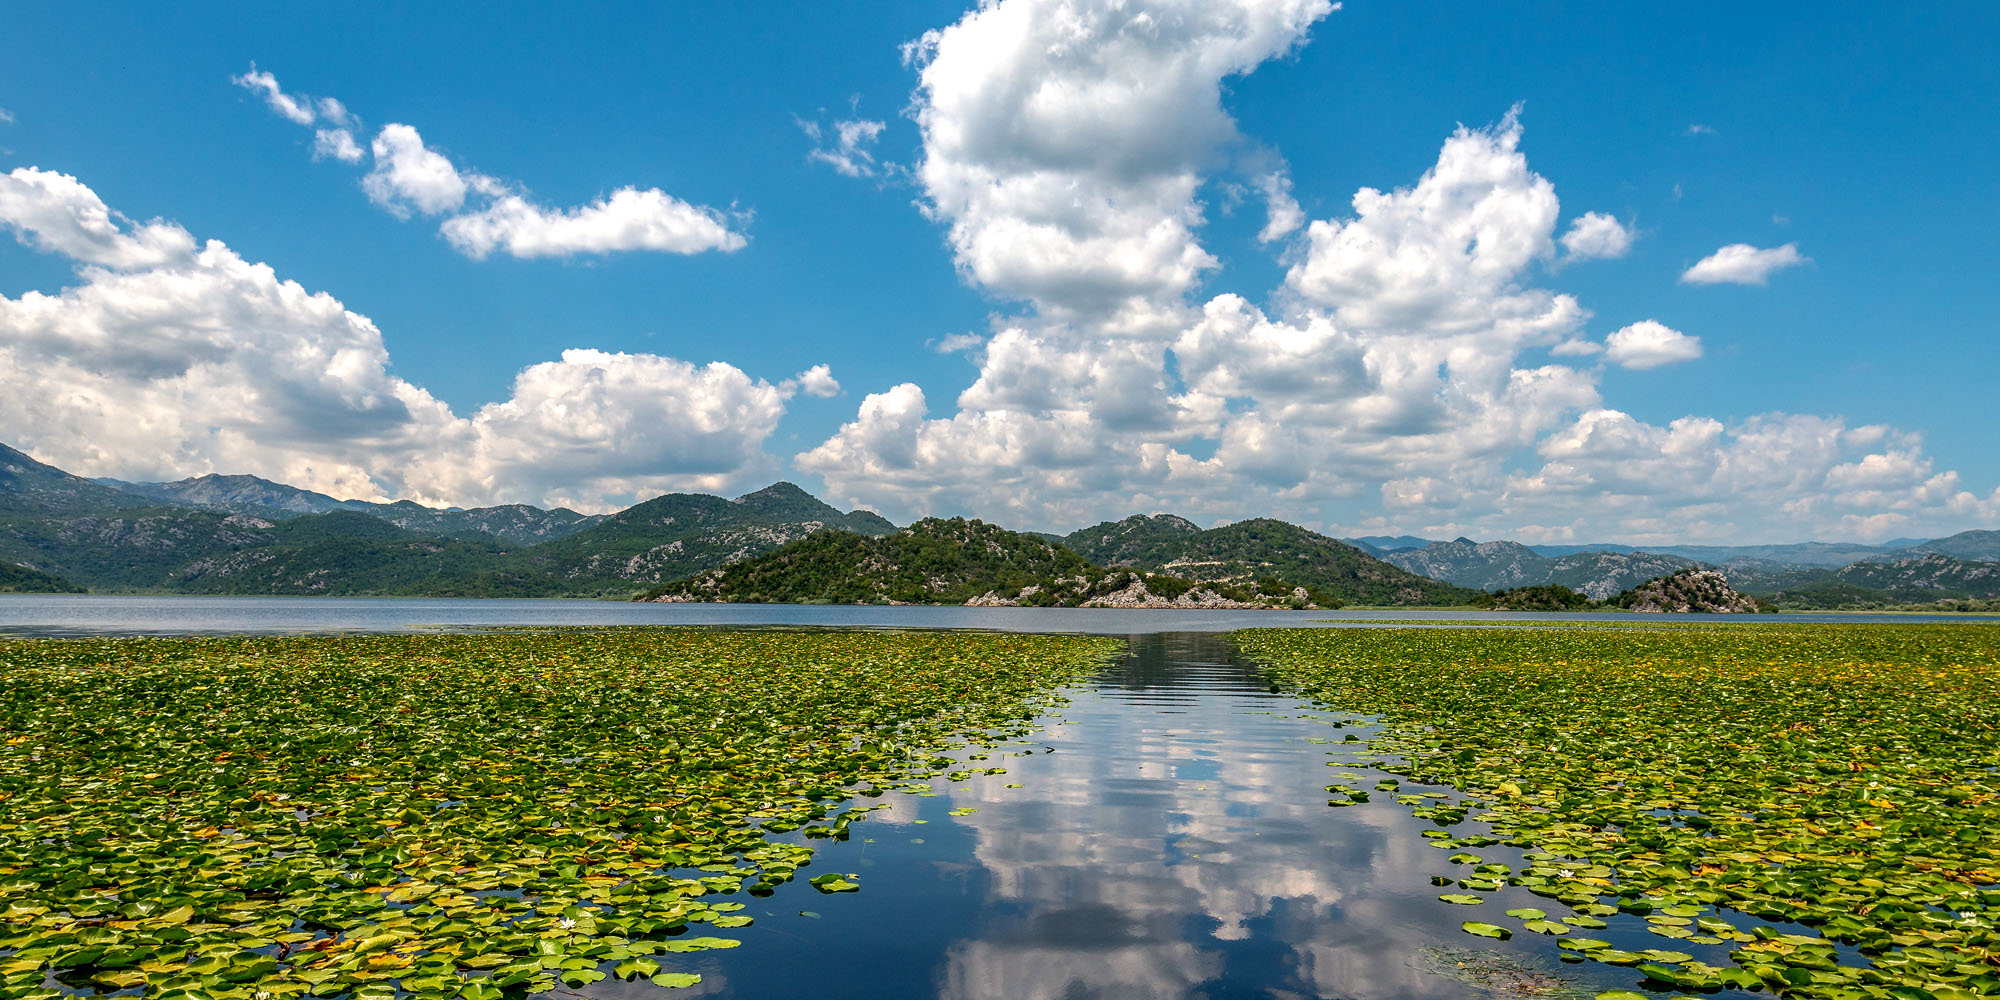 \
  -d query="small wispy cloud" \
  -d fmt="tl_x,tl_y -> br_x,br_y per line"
931,332 -> 985,354
1685,123 -> 1715,136
801,115 -> 888,178
233,64 -> 747,260
1682,242 -> 1809,285
0,107 -> 15,125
